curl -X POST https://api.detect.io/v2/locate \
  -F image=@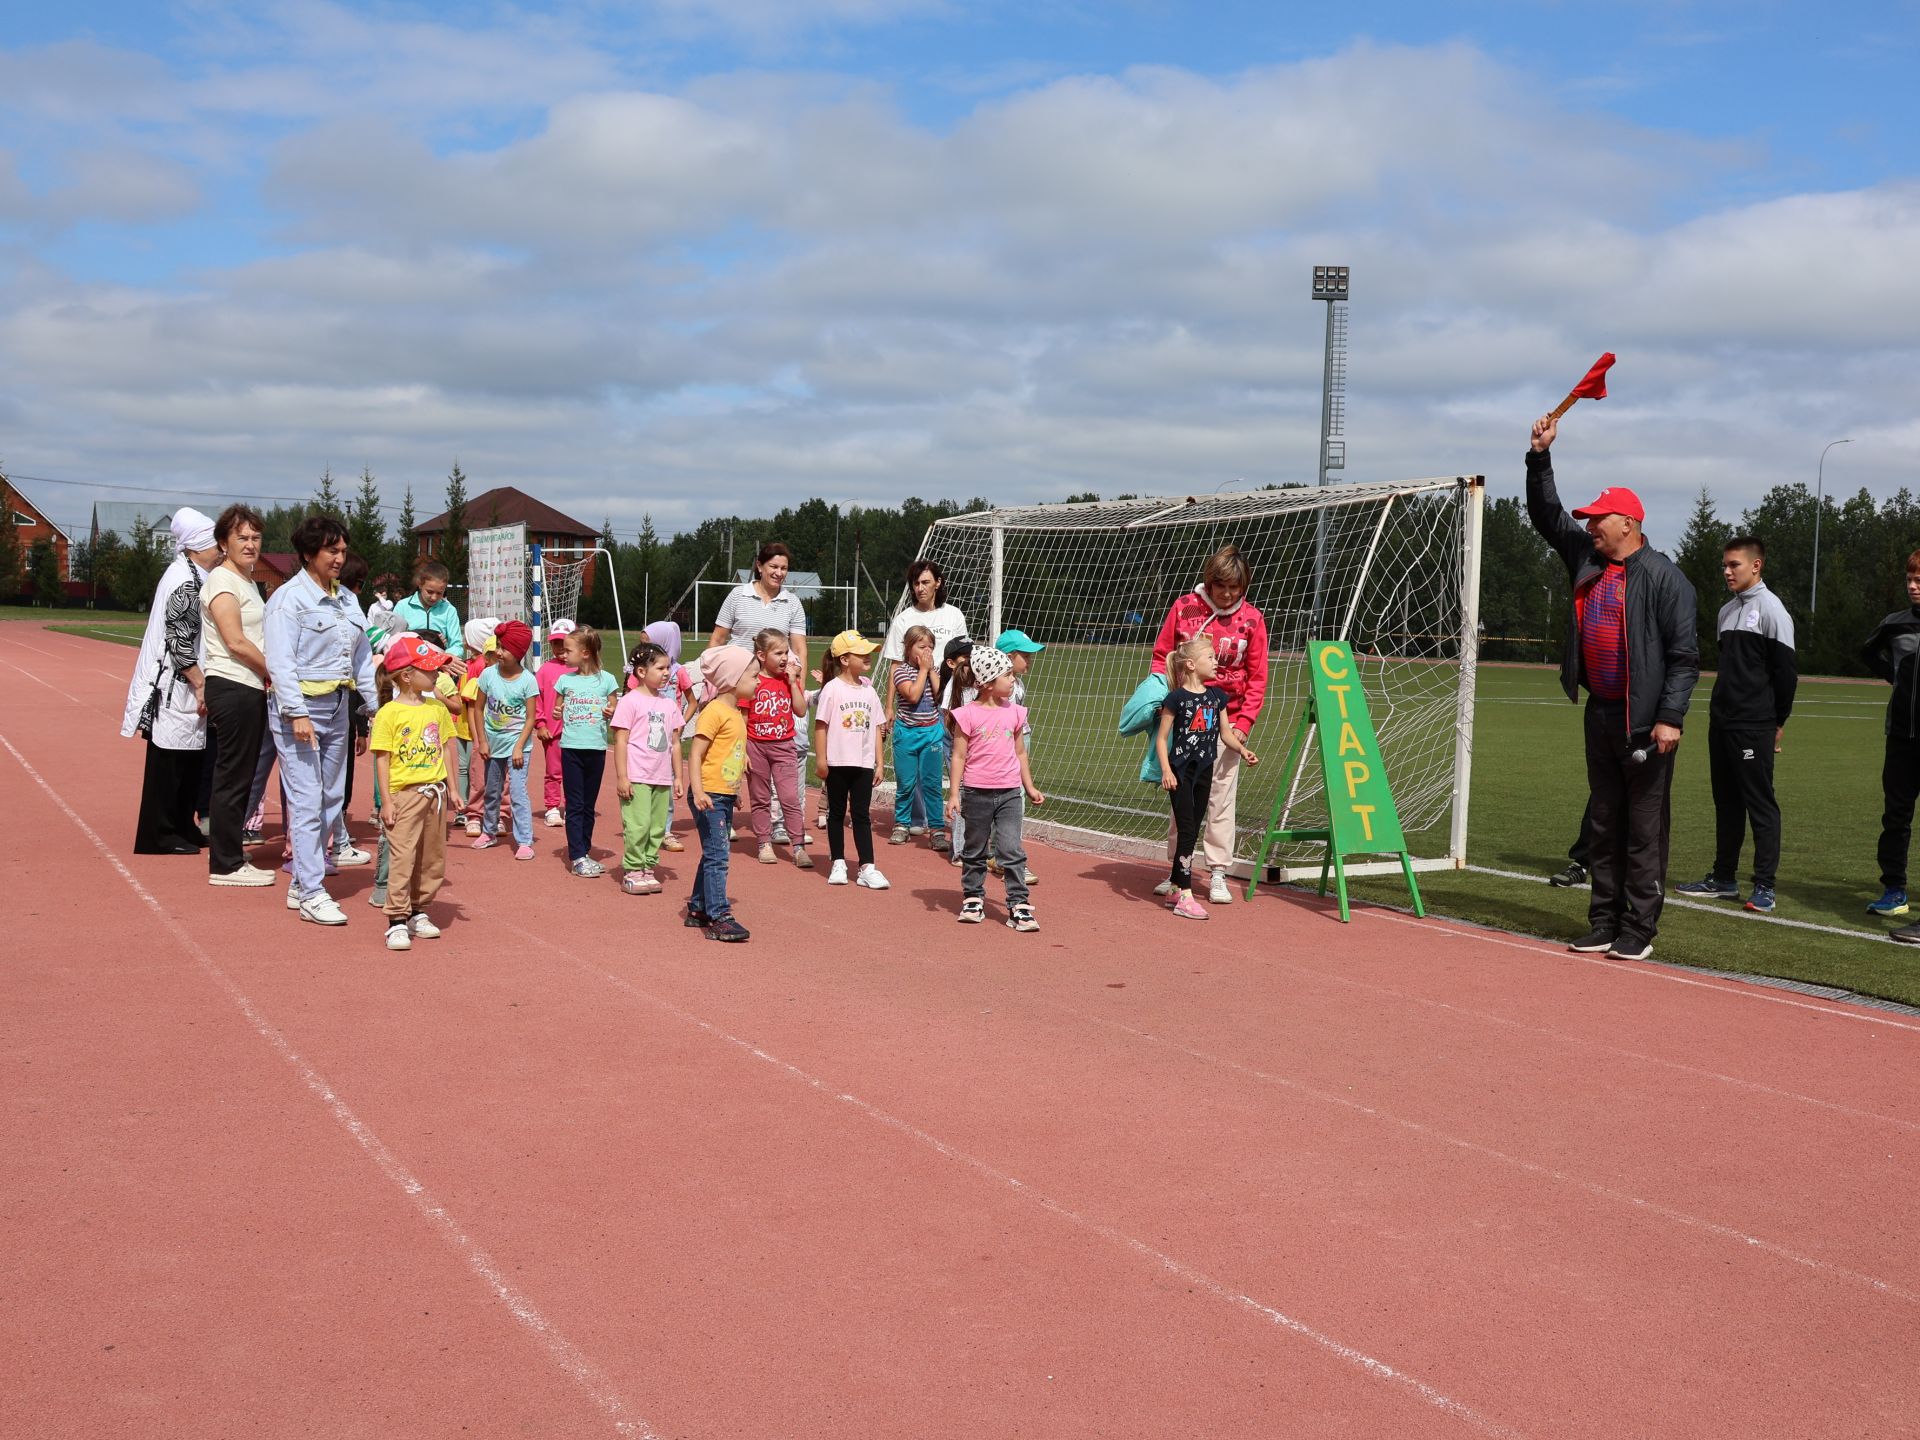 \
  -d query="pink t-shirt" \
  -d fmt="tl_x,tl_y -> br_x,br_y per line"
952,700 -> 1028,790
611,689 -> 684,787
816,676 -> 883,769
